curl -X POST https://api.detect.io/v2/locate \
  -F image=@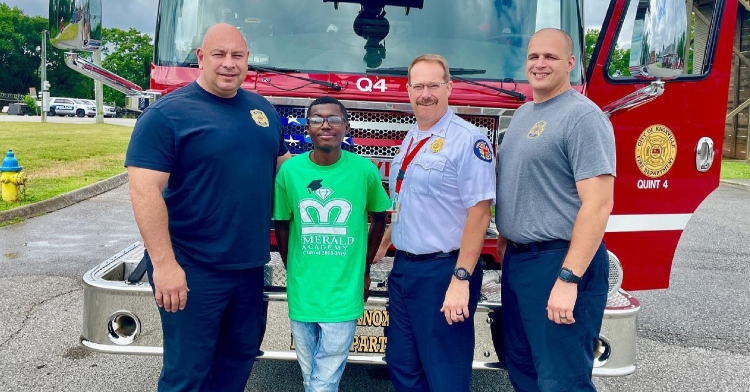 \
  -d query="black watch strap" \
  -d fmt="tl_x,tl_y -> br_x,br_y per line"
558,267 -> 581,284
